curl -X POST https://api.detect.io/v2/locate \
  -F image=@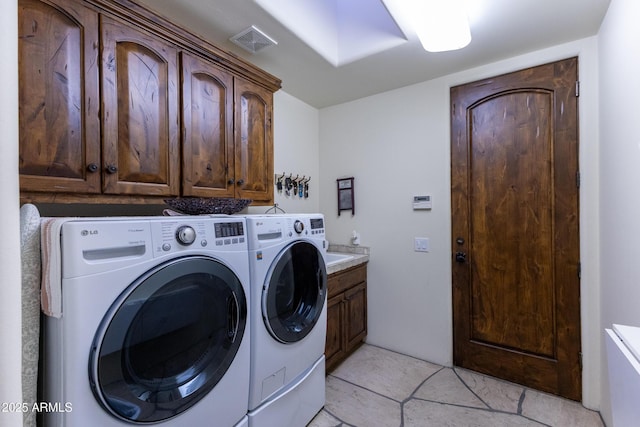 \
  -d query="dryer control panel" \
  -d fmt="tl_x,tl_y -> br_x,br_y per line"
284,216 -> 325,238
244,214 -> 325,250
